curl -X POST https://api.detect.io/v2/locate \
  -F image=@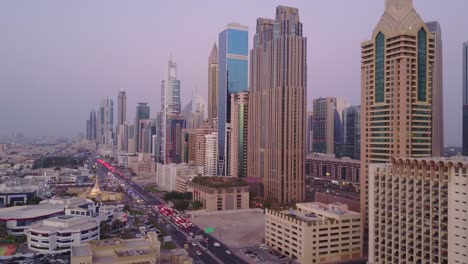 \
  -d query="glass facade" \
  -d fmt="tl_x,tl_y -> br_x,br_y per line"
218,26 -> 248,175
375,32 -> 385,103
417,28 -> 427,101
